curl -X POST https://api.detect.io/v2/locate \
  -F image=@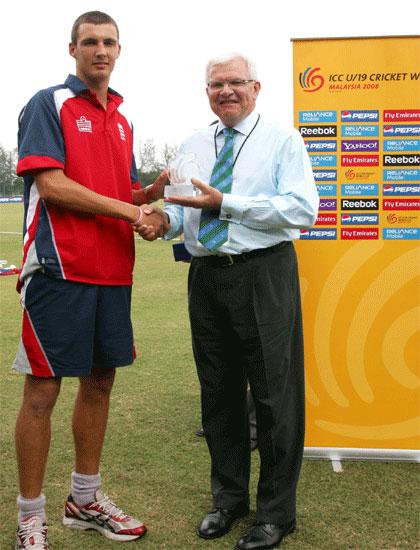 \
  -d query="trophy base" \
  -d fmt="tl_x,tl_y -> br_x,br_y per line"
164,184 -> 195,198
